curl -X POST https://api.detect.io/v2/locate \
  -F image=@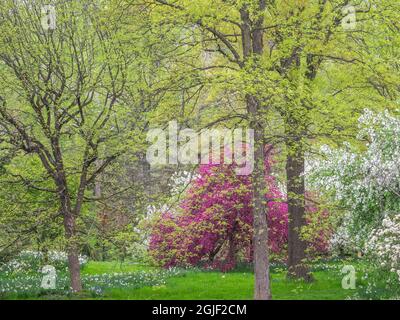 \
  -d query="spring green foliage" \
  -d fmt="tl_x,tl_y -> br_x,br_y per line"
0,0 -> 400,298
